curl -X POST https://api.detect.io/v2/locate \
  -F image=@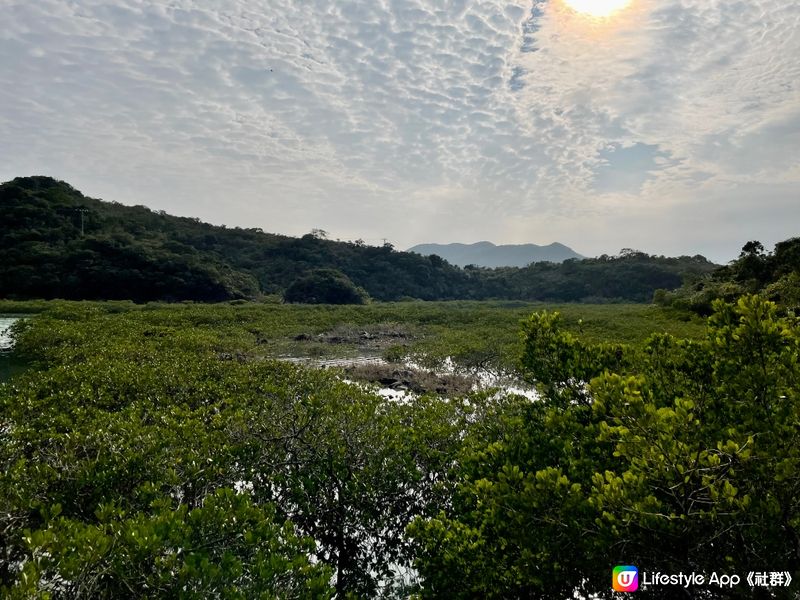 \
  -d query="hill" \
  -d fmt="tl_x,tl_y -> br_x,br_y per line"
0,176 -> 718,303
408,241 -> 583,267
0,176 -> 474,302
655,239 -> 800,314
